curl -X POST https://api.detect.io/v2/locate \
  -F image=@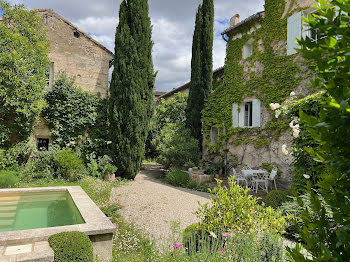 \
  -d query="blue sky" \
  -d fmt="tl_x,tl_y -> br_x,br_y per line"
6,0 -> 264,91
